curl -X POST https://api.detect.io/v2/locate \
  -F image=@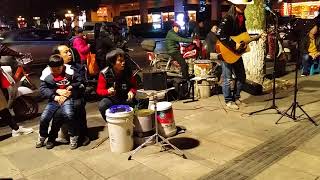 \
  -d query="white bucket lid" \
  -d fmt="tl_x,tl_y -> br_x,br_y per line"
106,106 -> 134,118
150,101 -> 172,111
